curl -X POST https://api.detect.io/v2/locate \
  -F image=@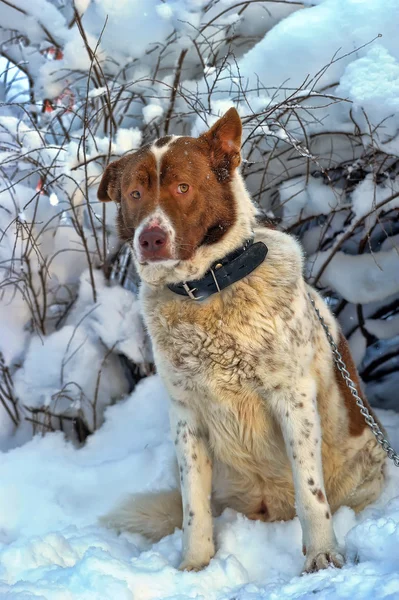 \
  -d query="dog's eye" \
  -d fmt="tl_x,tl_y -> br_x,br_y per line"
177,183 -> 190,194
130,190 -> 141,199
